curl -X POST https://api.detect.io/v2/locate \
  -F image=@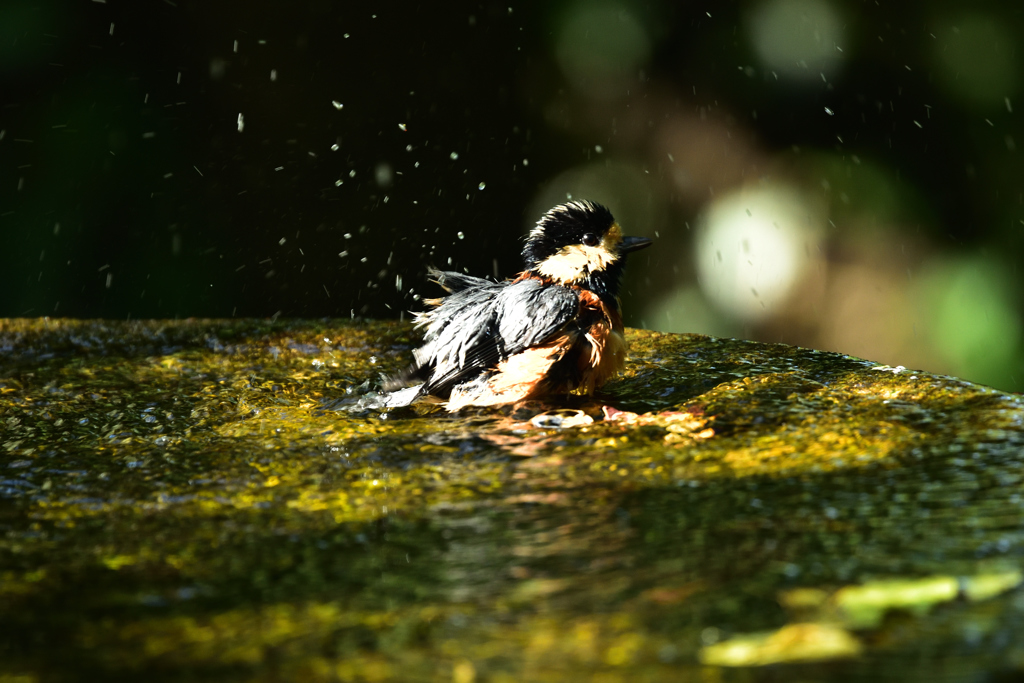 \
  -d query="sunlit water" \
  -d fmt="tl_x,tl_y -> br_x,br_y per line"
2,318 -> 1024,681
